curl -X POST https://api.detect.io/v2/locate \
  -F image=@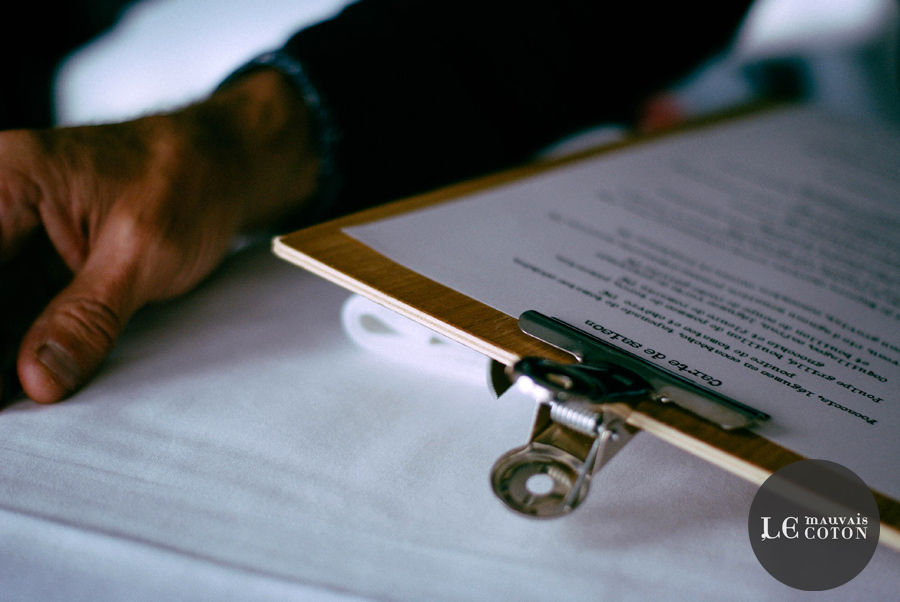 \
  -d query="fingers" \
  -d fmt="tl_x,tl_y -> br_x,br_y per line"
1,112 -> 270,403
16,247 -> 140,403
0,156 -> 44,262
